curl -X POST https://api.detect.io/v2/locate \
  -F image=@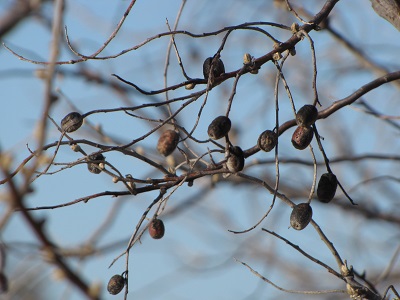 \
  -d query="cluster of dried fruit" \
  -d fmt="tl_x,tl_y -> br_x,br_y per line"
291,104 -> 318,150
